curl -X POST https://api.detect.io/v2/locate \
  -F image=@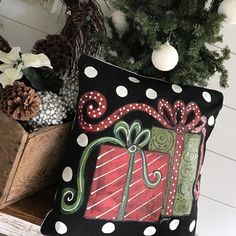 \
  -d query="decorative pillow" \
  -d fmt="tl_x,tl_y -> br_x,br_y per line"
41,55 -> 223,236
